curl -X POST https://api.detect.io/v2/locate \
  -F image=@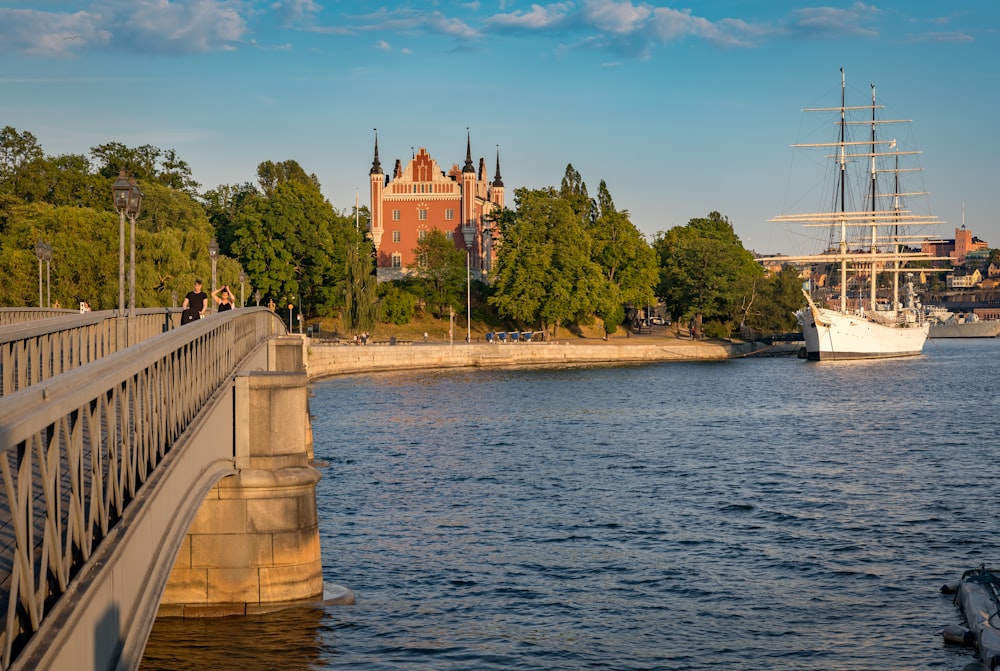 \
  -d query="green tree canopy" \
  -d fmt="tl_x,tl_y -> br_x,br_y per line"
412,229 -> 467,318
589,180 -> 658,333
653,211 -> 762,337
229,171 -> 356,317
342,240 -> 379,335
489,187 -> 604,337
